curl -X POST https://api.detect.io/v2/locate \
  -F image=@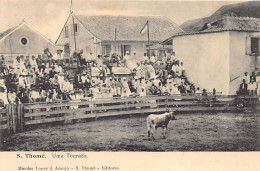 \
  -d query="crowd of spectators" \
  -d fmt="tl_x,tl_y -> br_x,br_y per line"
238,70 -> 260,95
0,49 -> 205,108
